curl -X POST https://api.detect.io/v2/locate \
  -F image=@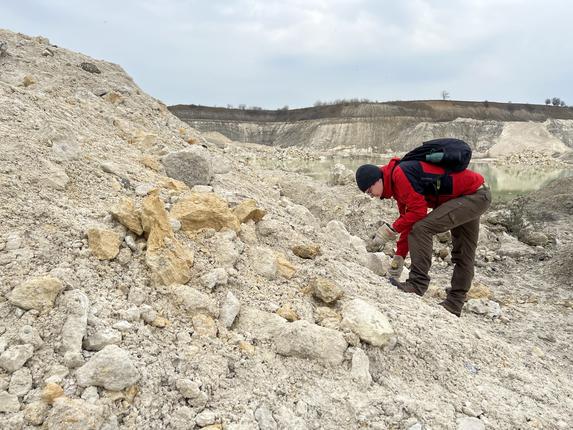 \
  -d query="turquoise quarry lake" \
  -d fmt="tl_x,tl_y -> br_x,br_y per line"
254,156 -> 573,202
